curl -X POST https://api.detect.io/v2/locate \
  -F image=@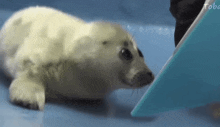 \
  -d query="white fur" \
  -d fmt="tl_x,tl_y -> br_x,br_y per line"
0,6 -> 153,110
